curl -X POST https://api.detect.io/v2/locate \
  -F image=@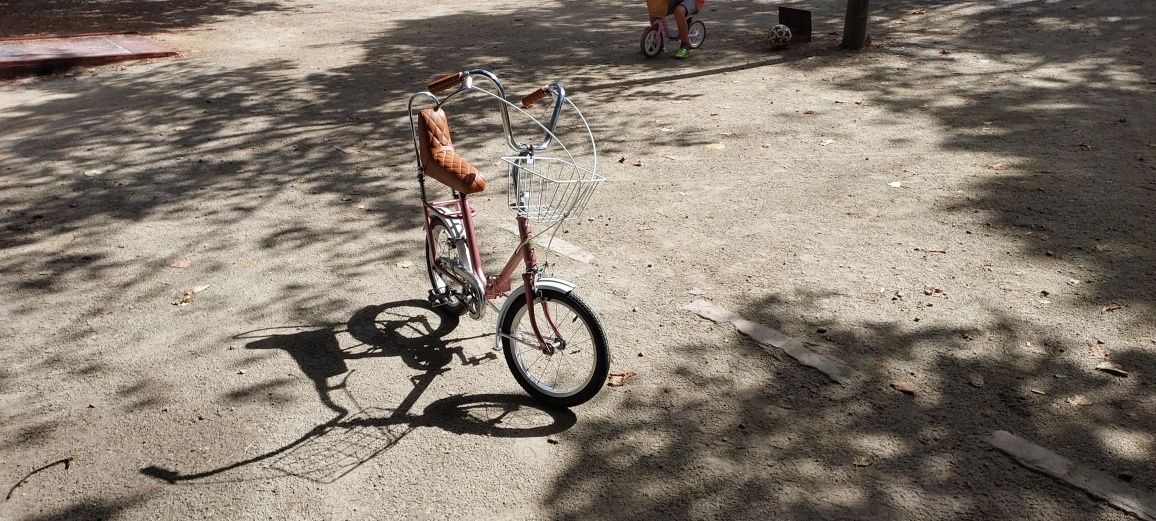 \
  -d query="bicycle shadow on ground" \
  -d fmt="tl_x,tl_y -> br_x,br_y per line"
140,299 -> 575,484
